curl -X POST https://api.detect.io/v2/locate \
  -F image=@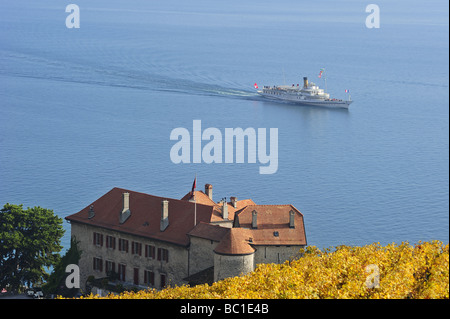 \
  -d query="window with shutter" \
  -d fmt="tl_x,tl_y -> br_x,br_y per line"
93,232 -> 104,247
146,245 -> 156,259
150,271 -> 155,286
151,246 -> 155,258
93,257 -> 103,272
118,263 -> 126,281
156,248 -> 169,262
144,270 -> 155,286
157,248 -> 162,261
132,242 -> 142,256
119,239 -> 129,252
106,236 -> 115,249
105,260 -> 115,274
164,249 -> 169,262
